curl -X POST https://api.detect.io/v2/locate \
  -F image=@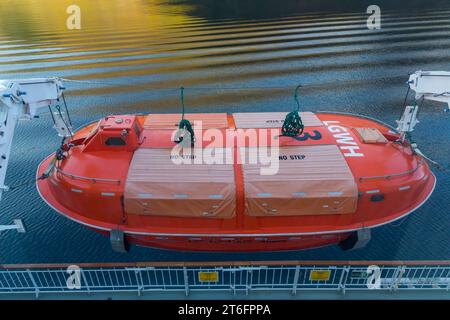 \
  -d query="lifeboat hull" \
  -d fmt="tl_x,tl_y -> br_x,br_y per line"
36,112 -> 436,252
